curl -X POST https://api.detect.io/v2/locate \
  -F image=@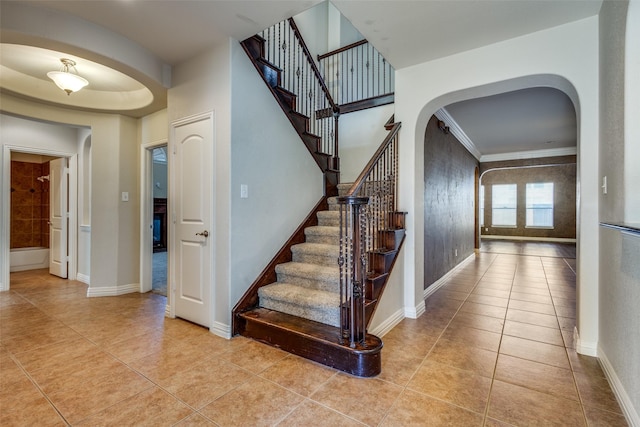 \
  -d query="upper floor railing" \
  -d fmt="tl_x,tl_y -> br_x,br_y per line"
318,40 -> 395,108
258,18 -> 339,159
